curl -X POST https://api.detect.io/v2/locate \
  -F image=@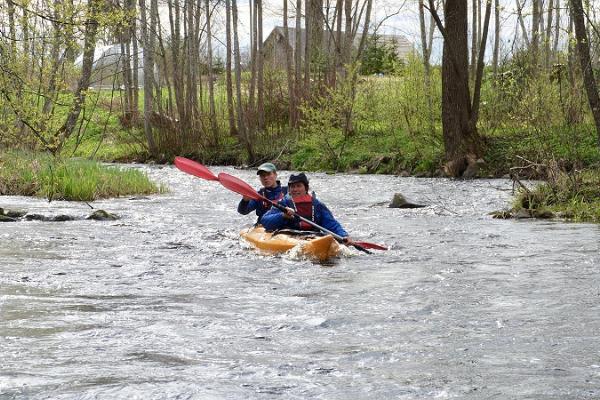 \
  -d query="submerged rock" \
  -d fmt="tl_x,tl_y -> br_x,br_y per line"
514,209 -> 533,219
0,214 -> 17,222
533,209 -> 555,219
25,214 -> 51,221
5,209 -> 27,218
489,209 -> 513,219
389,193 -> 426,208
53,215 -> 78,222
490,208 -> 557,220
87,210 -> 119,221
